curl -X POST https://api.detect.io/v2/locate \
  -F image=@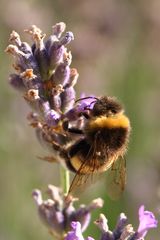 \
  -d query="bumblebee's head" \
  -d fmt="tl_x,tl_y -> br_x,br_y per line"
92,96 -> 123,117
